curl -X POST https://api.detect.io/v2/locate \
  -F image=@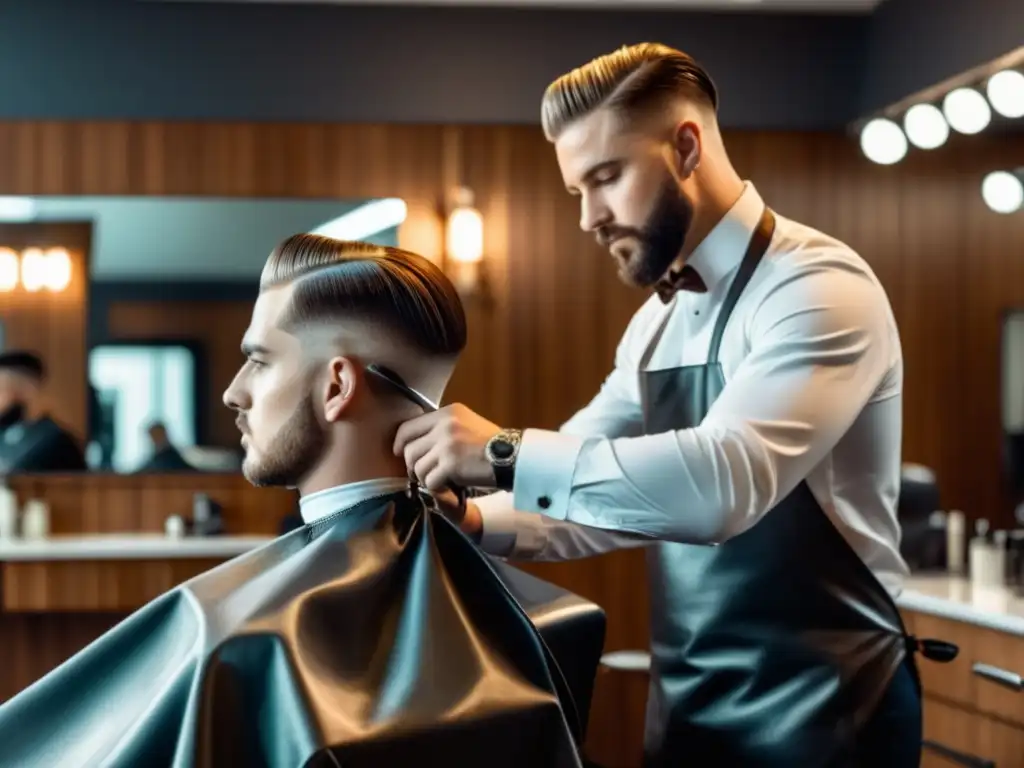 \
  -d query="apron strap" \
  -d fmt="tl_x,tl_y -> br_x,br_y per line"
707,207 -> 777,365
